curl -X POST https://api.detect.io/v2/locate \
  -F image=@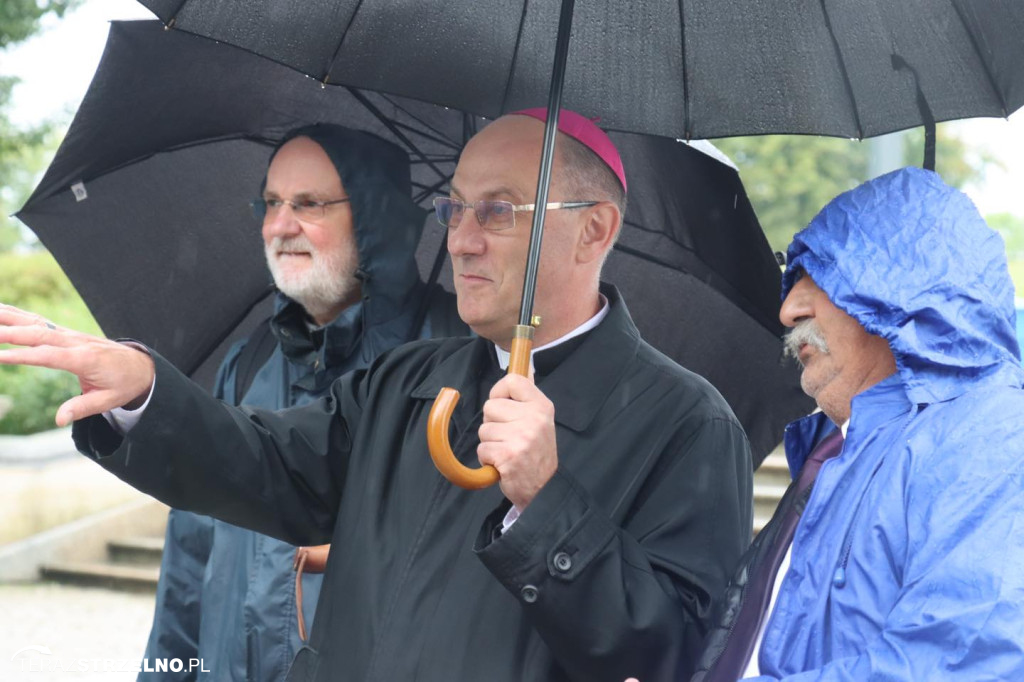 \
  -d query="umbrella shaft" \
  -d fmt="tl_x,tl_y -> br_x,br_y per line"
518,0 -> 576,327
